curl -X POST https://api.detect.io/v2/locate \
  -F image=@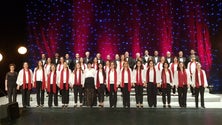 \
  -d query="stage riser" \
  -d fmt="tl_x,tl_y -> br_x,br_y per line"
28,91 -> 220,103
